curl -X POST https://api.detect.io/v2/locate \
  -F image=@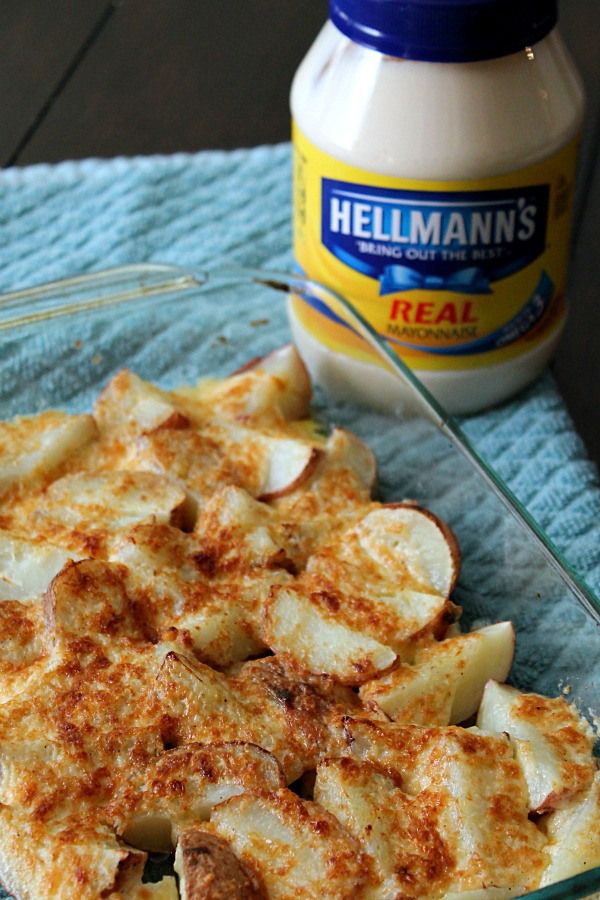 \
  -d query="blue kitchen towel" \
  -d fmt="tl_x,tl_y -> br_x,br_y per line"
0,141 -> 597,603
